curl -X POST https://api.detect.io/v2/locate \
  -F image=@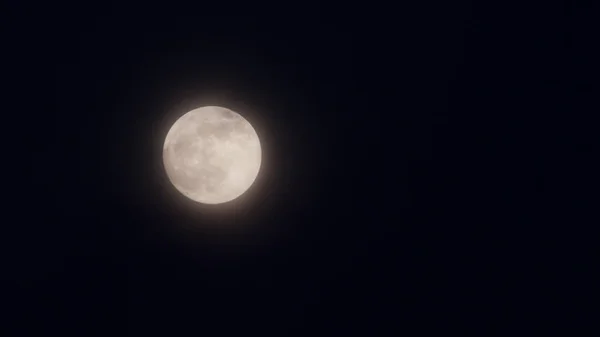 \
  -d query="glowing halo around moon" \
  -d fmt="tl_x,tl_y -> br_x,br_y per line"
162,106 -> 262,204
